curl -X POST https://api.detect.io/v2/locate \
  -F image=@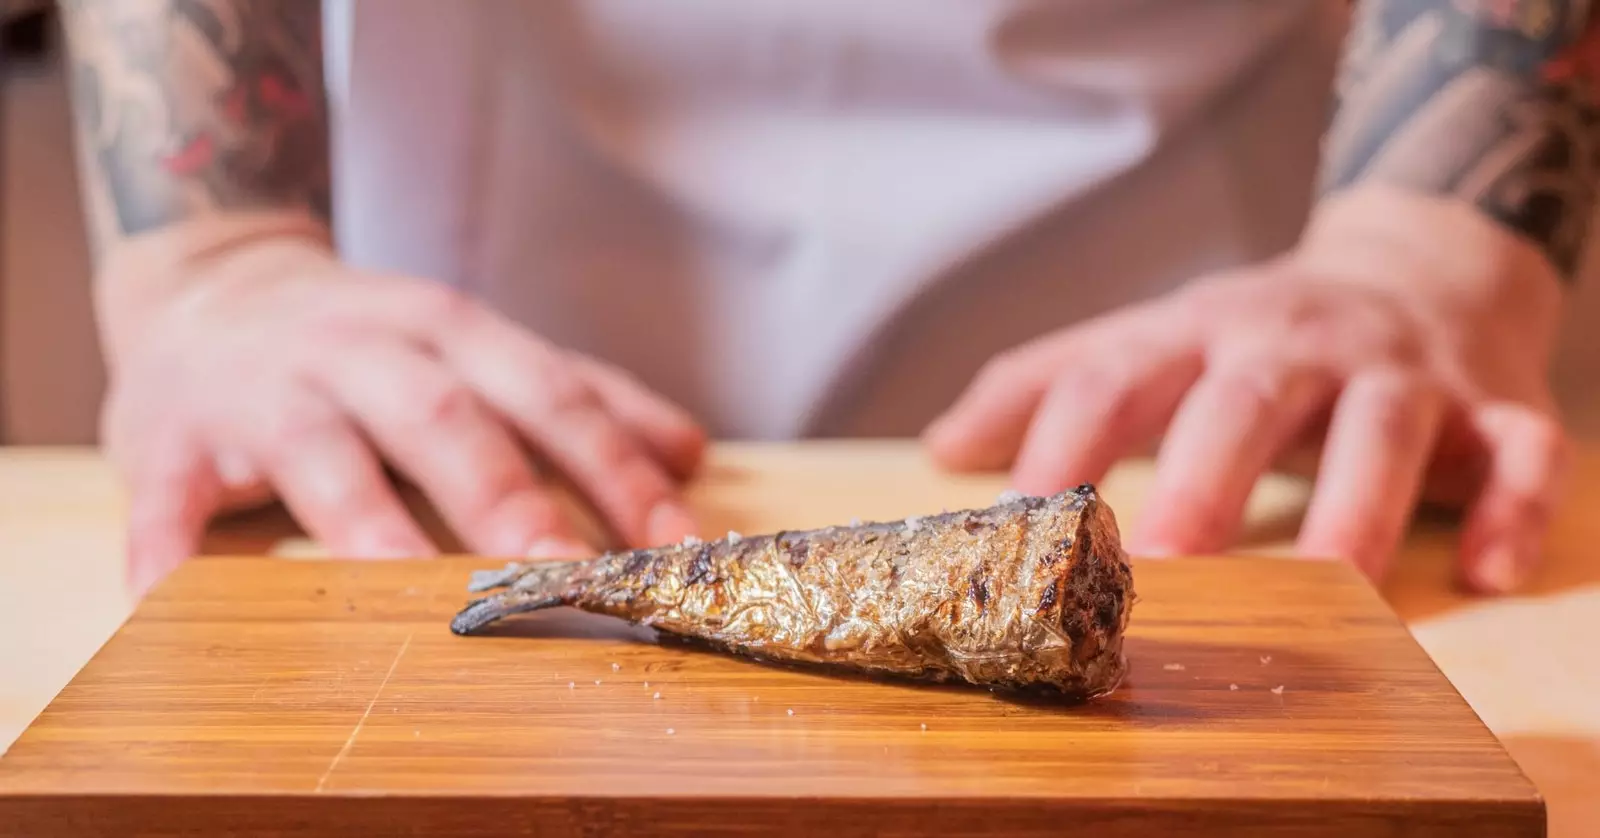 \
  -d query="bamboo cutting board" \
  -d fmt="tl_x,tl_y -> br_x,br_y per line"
0,546 -> 1541,837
